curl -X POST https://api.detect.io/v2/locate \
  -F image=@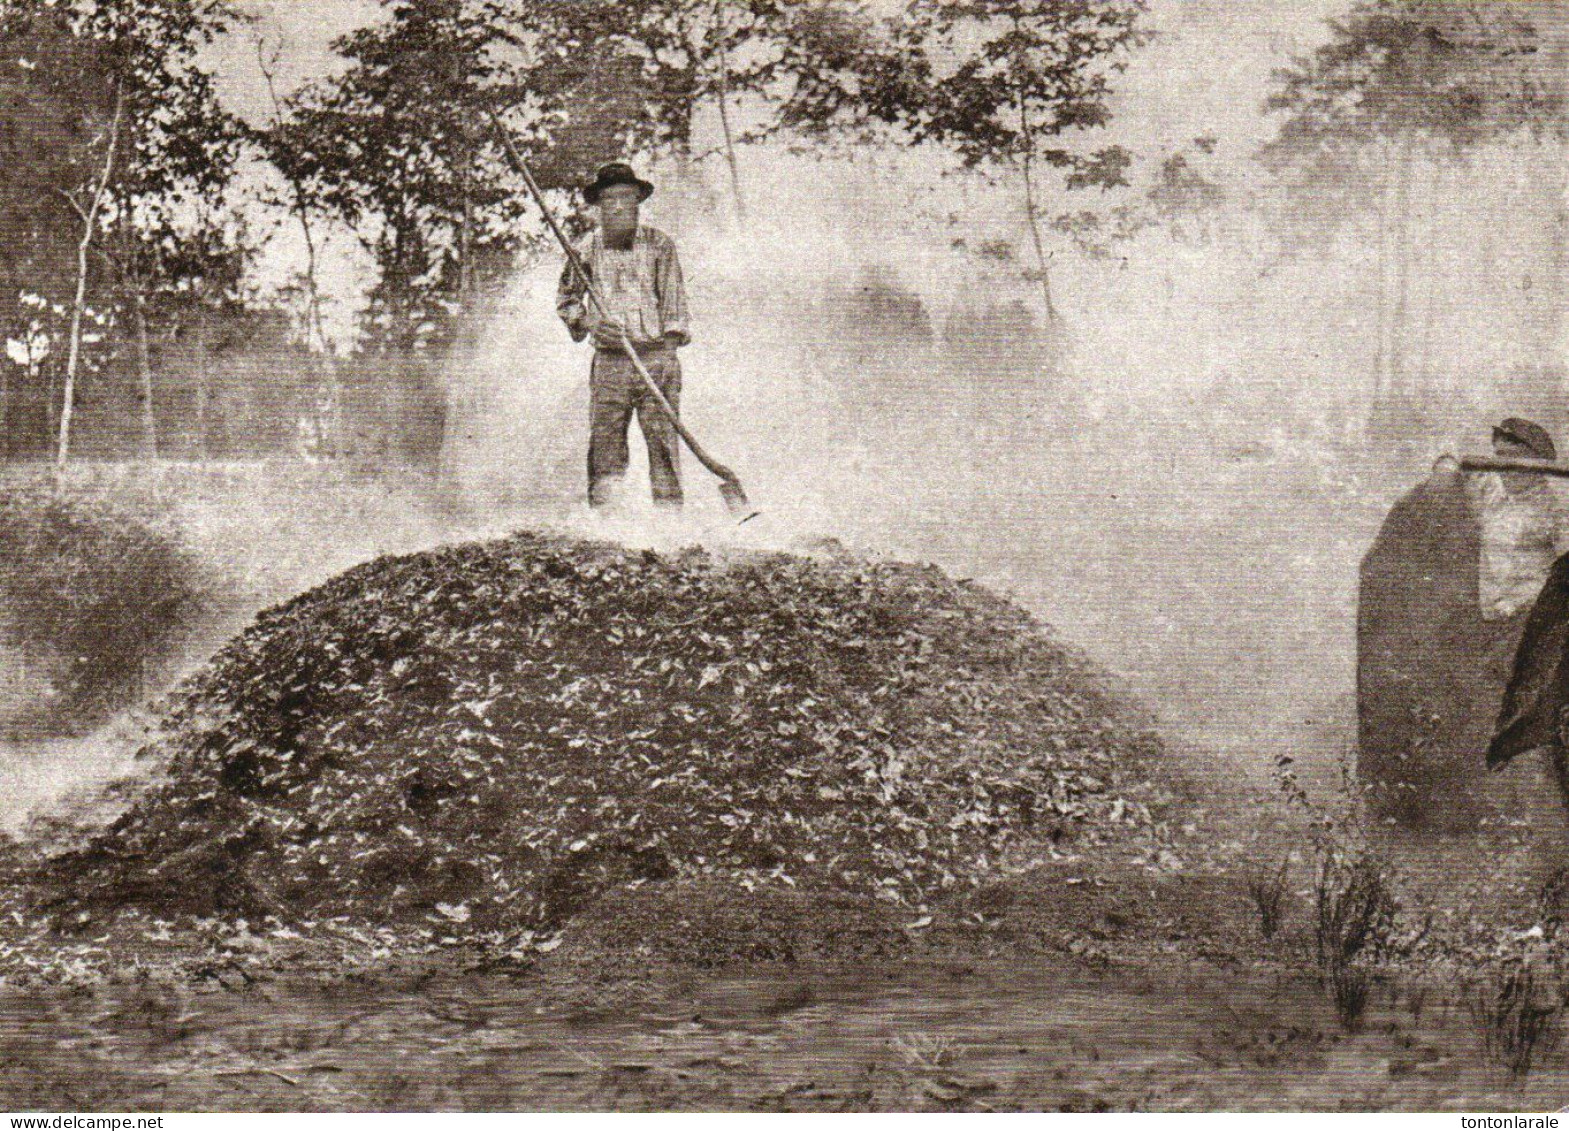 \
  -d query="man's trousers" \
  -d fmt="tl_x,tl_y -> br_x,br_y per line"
588,345 -> 682,508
